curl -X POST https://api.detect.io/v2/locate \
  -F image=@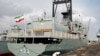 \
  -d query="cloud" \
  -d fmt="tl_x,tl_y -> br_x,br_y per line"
0,0 -> 43,17
0,0 -> 53,17
72,10 -> 97,25
82,17 -> 96,23
0,16 -> 14,32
